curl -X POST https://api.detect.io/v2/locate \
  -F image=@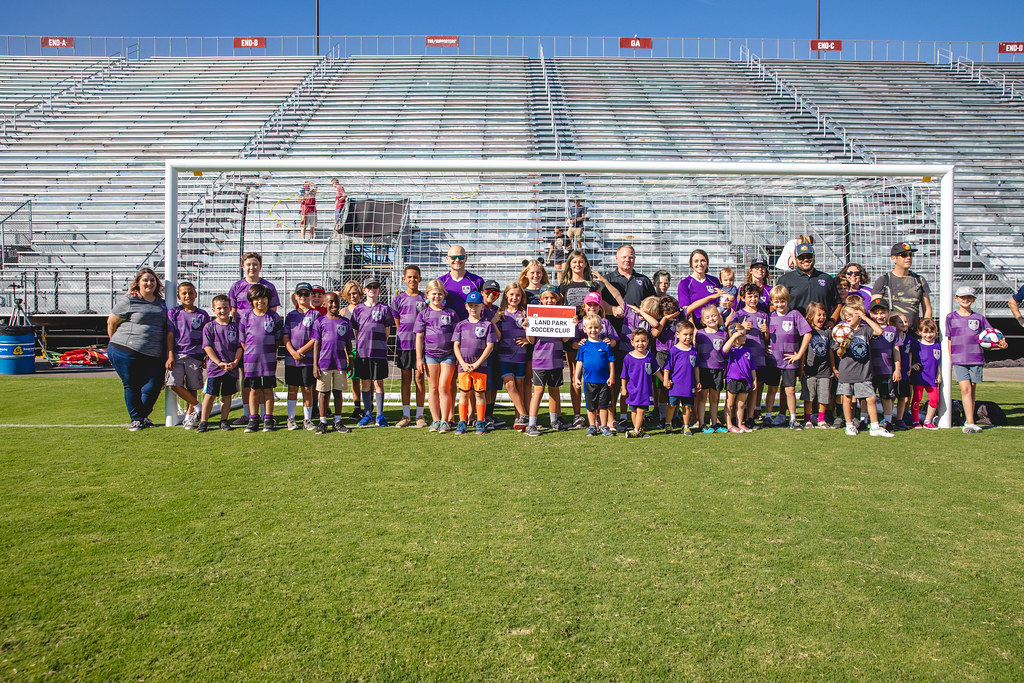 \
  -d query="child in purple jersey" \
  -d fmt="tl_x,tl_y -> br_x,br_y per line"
416,280 -> 458,433
283,283 -> 320,431
524,285 -> 574,436
573,314 -> 617,437
616,296 -> 663,428
312,292 -> 353,434
722,323 -> 756,433
391,265 -> 427,428
340,280 -> 365,419
165,282 -> 210,429
910,318 -> 942,429
493,282 -> 531,431
889,313 -> 913,429
653,296 -> 681,428
766,285 -> 812,431
946,286 -> 1007,433
868,301 -> 901,430
695,304 -> 728,433
352,277 -> 394,428
800,302 -> 835,429
835,298 -> 892,437
452,292 -> 498,435
662,320 -> 698,436
228,252 -> 280,426
620,328 -> 660,438
238,284 -> 283,433
197,295 -> 243,432
732,284 -> 770,429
